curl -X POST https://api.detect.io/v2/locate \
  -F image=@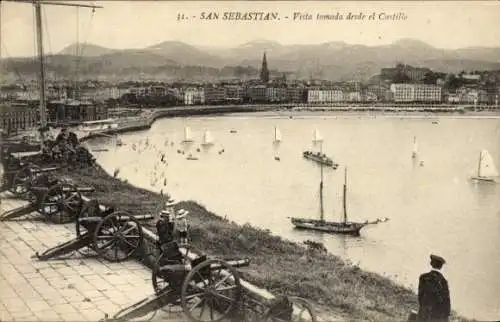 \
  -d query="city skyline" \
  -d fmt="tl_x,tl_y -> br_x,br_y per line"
1,1 -> 500,58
